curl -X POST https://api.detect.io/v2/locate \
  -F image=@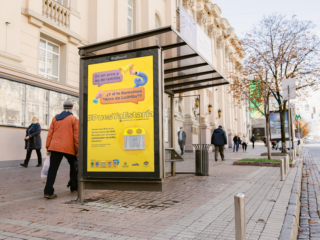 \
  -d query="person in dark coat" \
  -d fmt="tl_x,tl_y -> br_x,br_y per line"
233,134 -> 240,152
20,117 -> 42,168
177,127 -> 186,155
250,135 -> 256,148
211,125 -> 227,161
